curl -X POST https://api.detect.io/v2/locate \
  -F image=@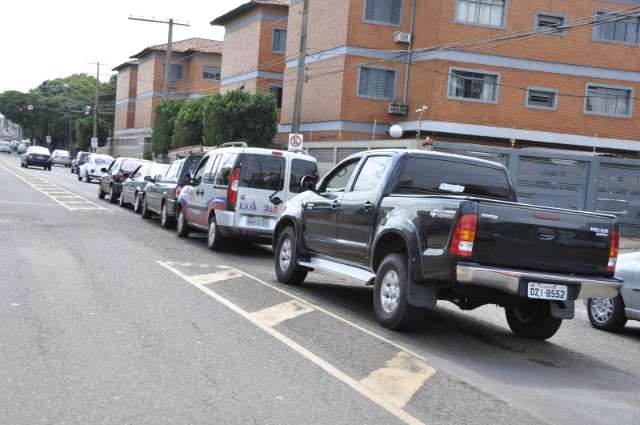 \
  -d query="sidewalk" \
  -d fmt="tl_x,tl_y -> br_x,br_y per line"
620,237 -> 640,253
